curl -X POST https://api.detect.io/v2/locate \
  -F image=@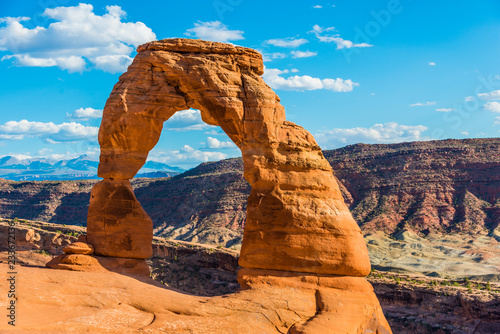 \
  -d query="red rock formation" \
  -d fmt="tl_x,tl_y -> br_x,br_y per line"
53,38 -> 390,332
93,38 -> 370,275
87,179 -> 152,259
